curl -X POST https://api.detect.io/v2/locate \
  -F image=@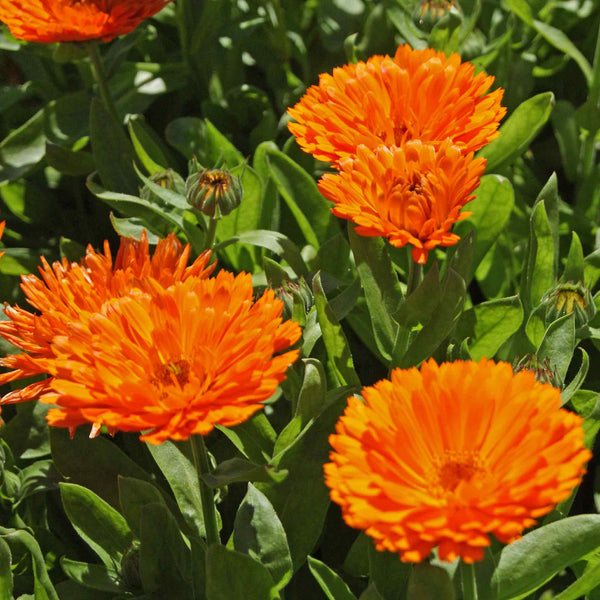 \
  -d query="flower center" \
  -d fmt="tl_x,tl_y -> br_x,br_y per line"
152,359 -> 191,387
433,450 -> 485,493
